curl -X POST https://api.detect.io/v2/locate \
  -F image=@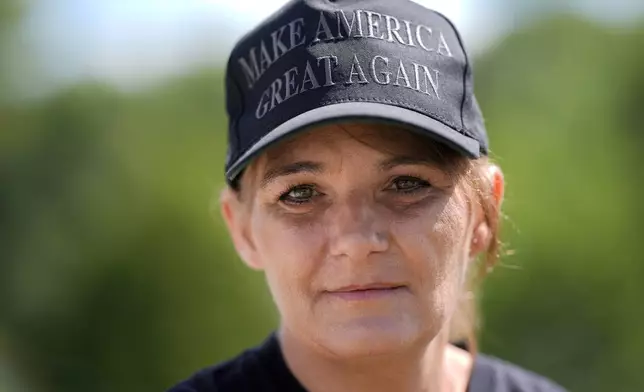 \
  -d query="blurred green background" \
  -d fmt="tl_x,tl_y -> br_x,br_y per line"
2,1 -> 644,391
